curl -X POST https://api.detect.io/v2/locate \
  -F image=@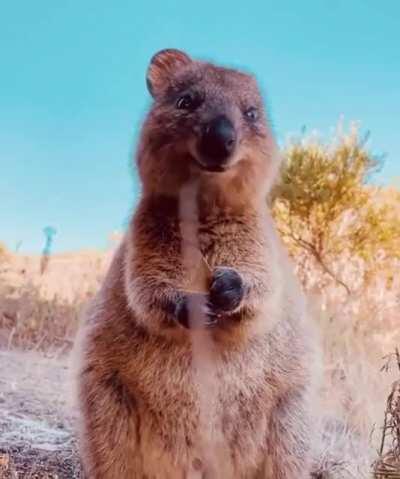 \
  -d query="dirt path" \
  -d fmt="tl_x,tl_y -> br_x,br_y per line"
0,350 -> 82,478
